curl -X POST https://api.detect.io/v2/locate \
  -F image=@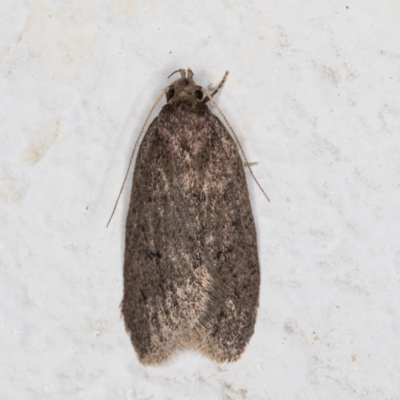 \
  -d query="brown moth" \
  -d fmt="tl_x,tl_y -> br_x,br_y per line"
121,69 -> 261,365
